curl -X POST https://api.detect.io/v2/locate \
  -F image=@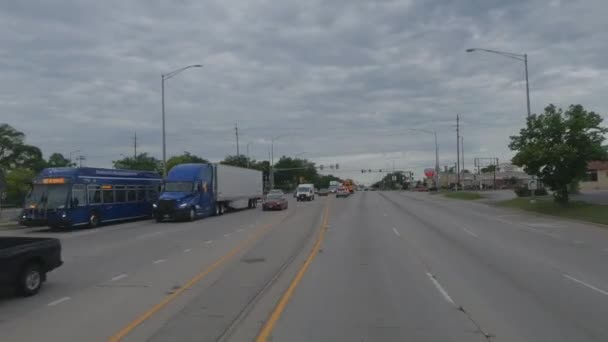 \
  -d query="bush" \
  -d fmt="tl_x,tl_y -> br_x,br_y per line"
514,187 -> 548,197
